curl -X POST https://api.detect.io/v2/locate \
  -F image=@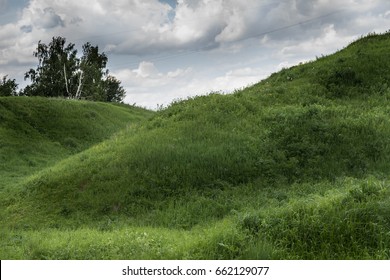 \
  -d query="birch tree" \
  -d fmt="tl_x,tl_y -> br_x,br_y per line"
24,36 -> 125,102
24,37 -> 78,98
